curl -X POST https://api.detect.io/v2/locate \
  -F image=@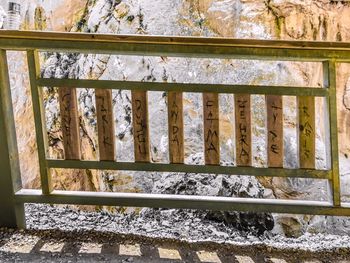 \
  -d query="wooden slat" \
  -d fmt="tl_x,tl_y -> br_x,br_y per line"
203,93 -> 220,165
235,94 -> 251,166
95,89 -> 115,161
58,87 -> 81,160
132,90 -> 150,162
266,95 -> 284,167
168,91 -> 184,163
298,96 -> 315,169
